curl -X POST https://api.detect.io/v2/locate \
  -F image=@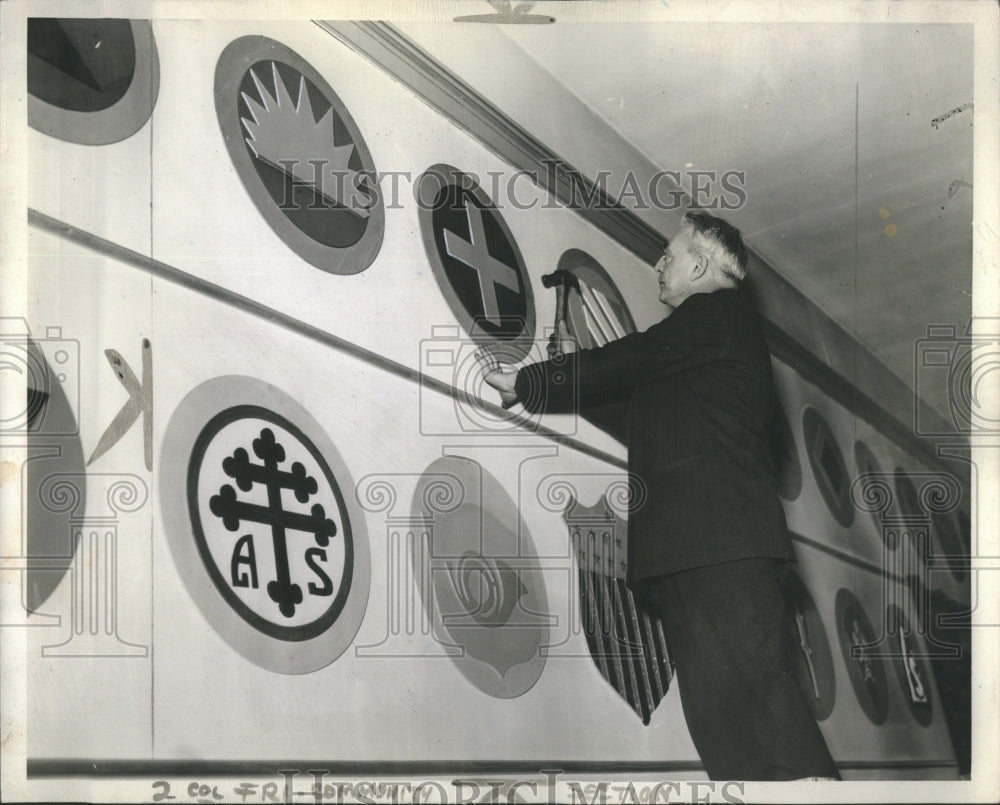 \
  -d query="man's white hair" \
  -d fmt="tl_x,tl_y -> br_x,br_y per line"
681,212 -> 749,284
